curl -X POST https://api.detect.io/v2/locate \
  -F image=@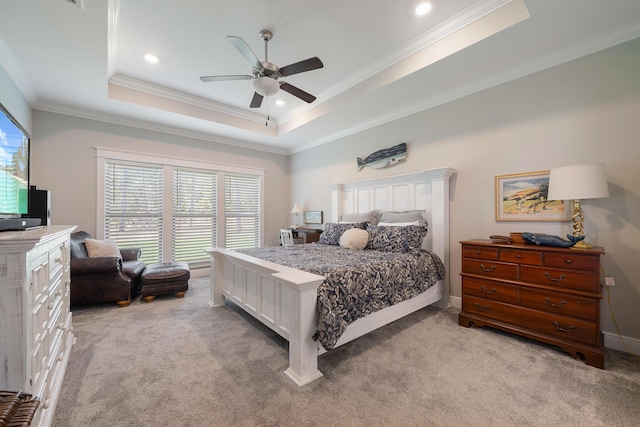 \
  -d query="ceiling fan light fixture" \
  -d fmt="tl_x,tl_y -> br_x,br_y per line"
253,76 -> 279,96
